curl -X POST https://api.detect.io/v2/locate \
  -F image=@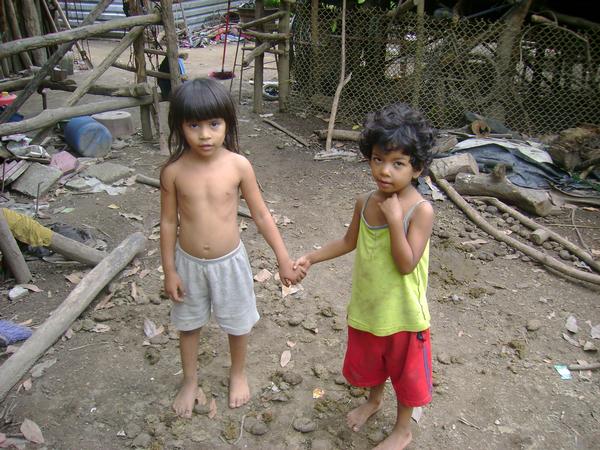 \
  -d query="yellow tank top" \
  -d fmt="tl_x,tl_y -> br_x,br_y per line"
347,195 -> 431,336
